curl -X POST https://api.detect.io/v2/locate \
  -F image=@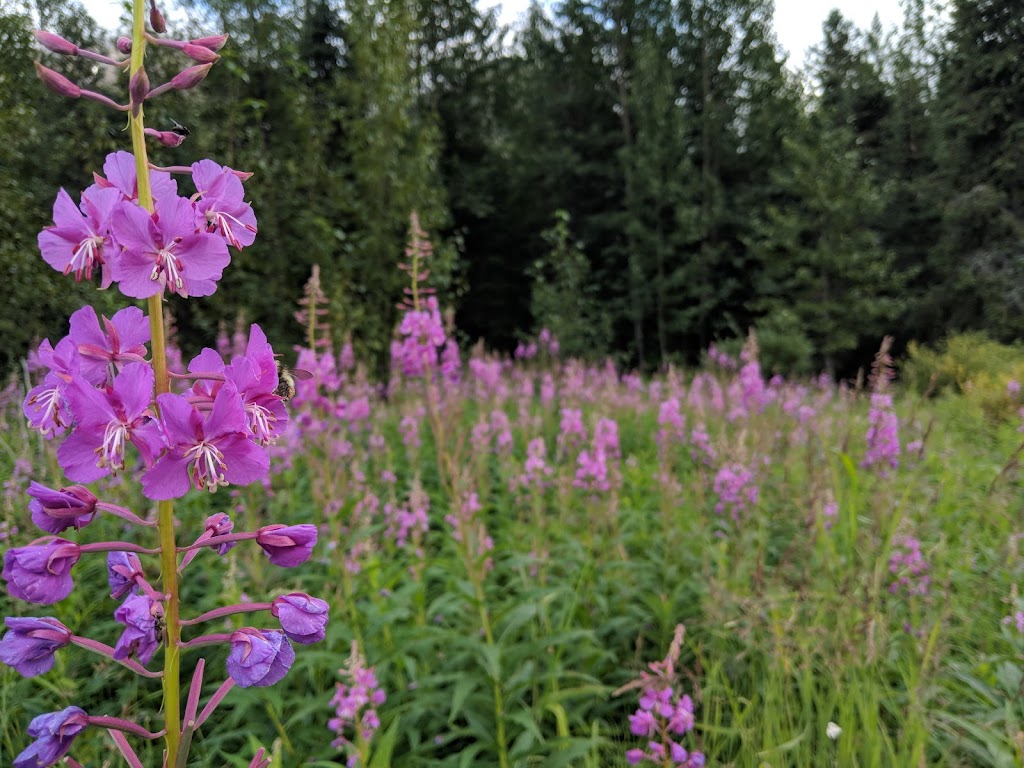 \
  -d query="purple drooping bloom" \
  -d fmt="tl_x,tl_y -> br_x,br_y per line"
58,362 -> 158,483
713,463 -> 758,522
107,551 -> 144,600
37,185 -> 121,286
191,159 -> 258,249
13,706 -> 88,768
67,305 -> 149,385
0,617 -> 72,677
142,384 -> 269,499
888,536 -> 930,598
226,628 -> 295,687
27,482 -> 98,534
204,512 -> 236,555
271,593 -> 329,644
256,524 -> 317,567
109,194 -> 229,299
113,594 -> 162,665
2,539 -> 81,604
